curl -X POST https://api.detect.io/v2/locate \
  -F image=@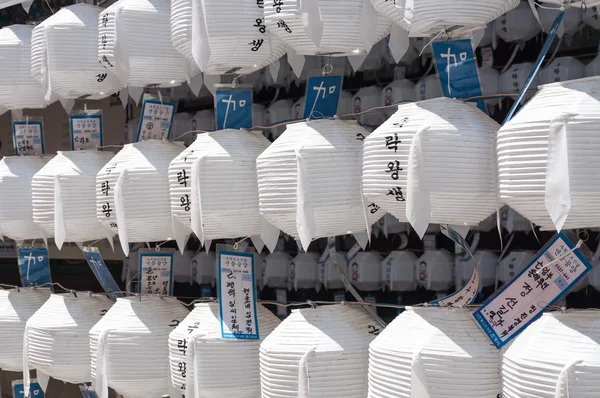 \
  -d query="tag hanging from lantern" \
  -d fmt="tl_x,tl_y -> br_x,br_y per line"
17,247 -> 51,288
13,379 -> 44,398
139,250 -> 174,296
136,93 -> 177,141
304,71 -> 343,119
82,247 -> 123,301
214,85 -> 253,130
70,110 -> 103,150
13,118 -> 44,156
